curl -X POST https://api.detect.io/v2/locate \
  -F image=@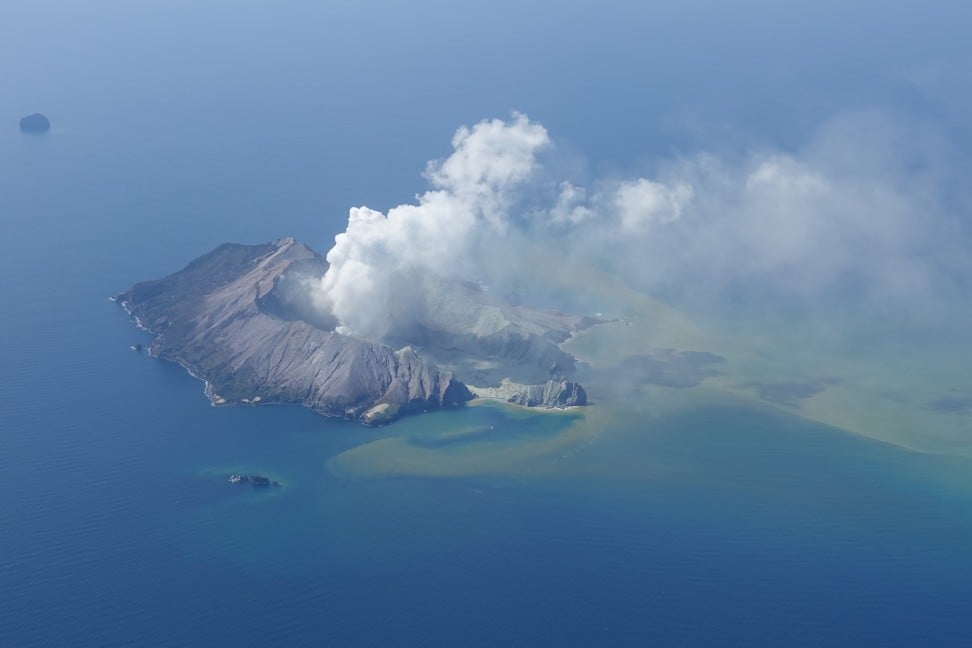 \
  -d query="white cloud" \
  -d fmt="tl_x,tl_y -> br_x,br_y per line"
548,181 -> 593,226
424,112 -> 549,230
315,111 -> 968,339
613,177 -> 693,232
317,113 -> 550,339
